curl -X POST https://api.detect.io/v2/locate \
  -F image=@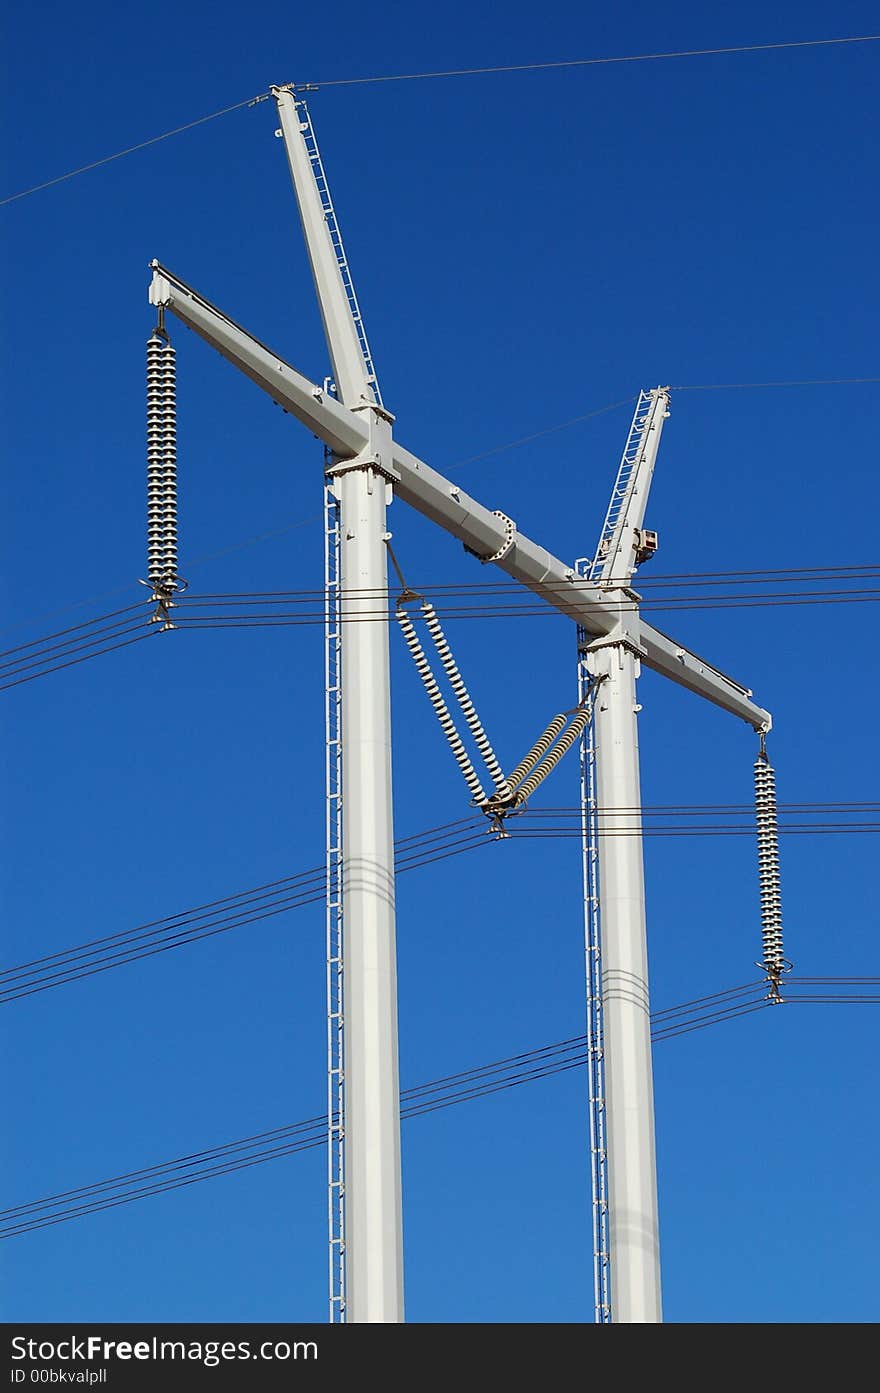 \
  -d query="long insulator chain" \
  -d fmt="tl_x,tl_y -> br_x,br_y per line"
420,601 -> 511,801
509,700 -> 596,806
146,319 -> 182,627
755,740 -> 788,1000
396,606 -> 488,807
